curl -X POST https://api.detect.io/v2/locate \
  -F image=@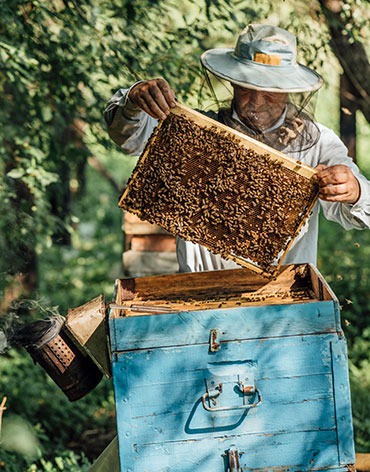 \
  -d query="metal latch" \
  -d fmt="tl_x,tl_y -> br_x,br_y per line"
237,373 -> 256,394
209,328 -> 221,352
224,445 -> 243,471
202,372 -> 262,412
